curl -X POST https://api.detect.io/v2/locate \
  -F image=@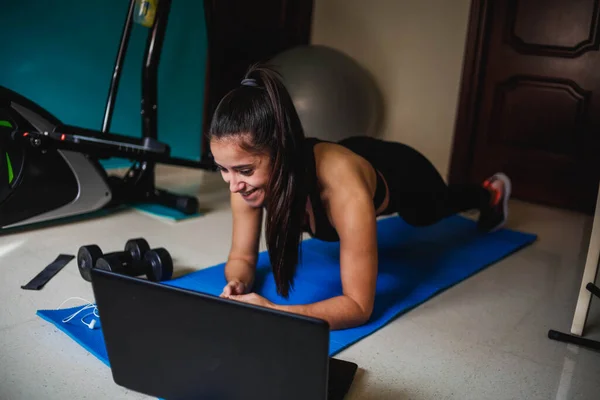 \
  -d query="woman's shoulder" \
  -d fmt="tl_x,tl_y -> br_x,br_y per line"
311,139 -> 373,192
